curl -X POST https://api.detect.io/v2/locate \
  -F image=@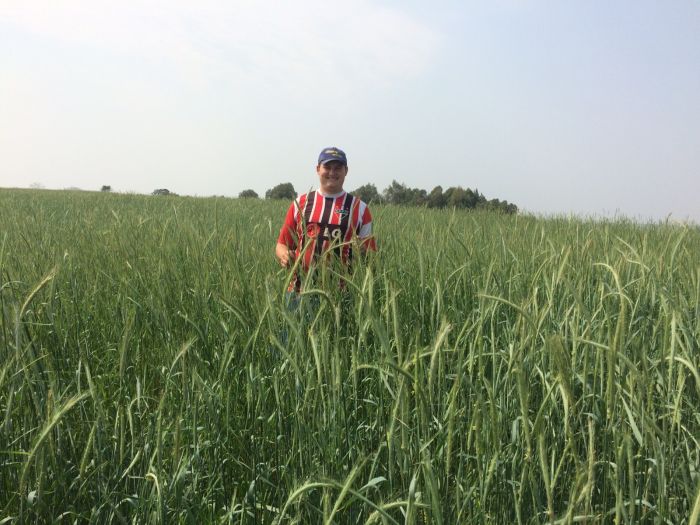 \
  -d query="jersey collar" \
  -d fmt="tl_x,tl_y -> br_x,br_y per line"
317,189 -> 346,199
